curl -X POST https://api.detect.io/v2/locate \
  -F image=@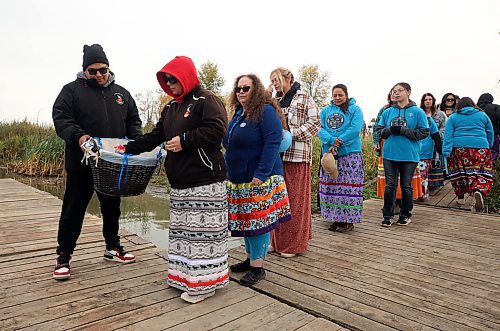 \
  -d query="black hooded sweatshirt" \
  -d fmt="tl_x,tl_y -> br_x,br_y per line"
478,93 -> 500,135
125,56 -> 227,189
